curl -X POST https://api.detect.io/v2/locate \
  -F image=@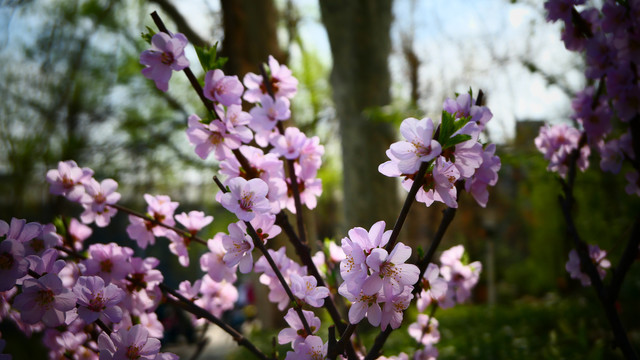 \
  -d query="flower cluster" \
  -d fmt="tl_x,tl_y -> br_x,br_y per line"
0,215 -> 178,360
0,24 -> 501,359
539,0 -> 640,286
380,93 -> 501,208
338,221 -> 420,330
539,0 -> 640,188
